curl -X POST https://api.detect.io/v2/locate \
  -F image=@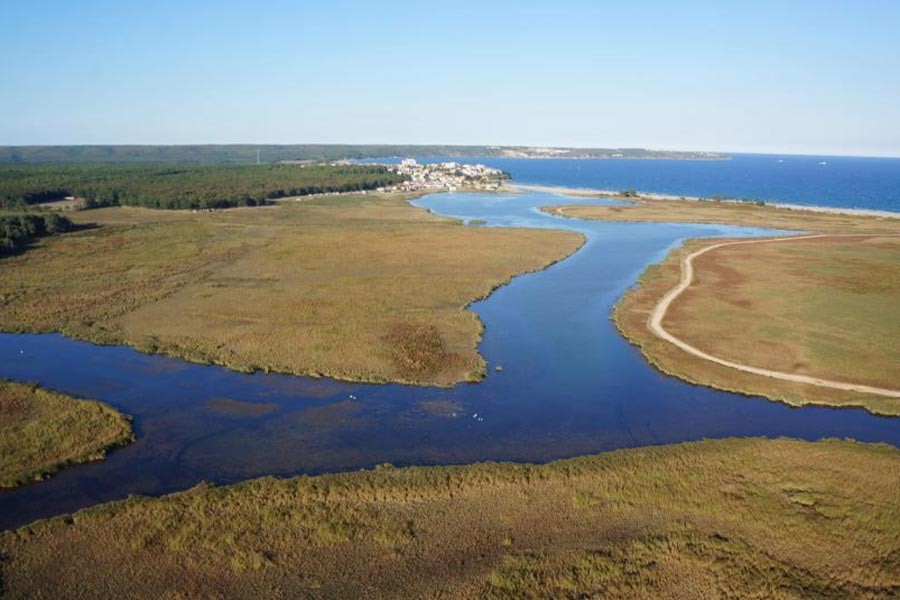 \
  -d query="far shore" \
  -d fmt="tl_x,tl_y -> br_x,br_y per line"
513,183 -> 900,220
